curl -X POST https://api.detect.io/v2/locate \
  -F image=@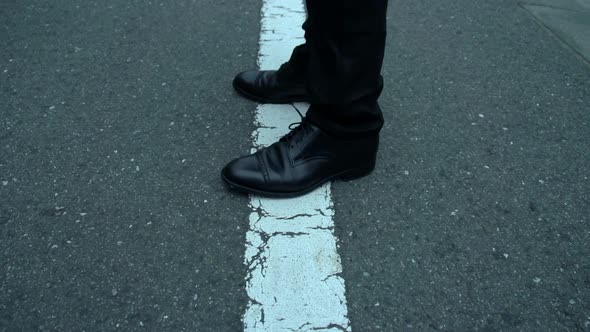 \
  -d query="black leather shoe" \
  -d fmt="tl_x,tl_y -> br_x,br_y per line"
221,120 -> 378,197
233,70 -> 309,104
